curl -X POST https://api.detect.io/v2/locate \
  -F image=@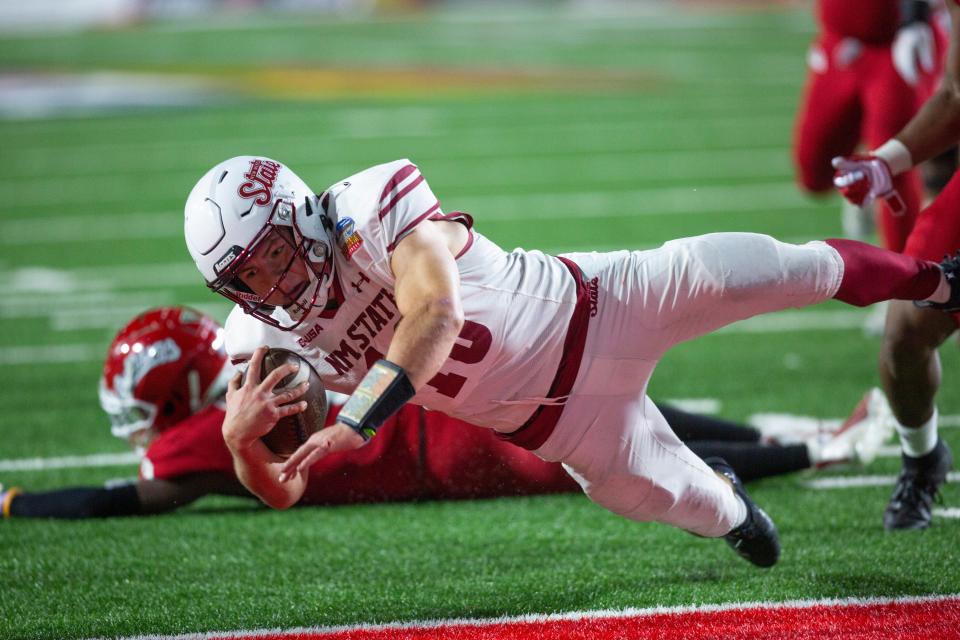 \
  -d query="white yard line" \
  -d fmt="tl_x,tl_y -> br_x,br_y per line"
805,472 -> 960,490
6,411 -> 959,472
0,306 -> 876,365
0,451 -> 139,472
1,180 -> 810,245
0,343 -> 106,365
